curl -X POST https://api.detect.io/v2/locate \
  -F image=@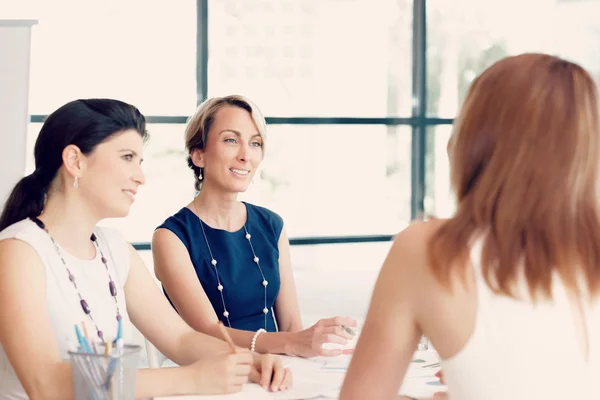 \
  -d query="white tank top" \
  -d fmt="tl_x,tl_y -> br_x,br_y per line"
442,238 -> 600,399
0,219 -> 133,400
